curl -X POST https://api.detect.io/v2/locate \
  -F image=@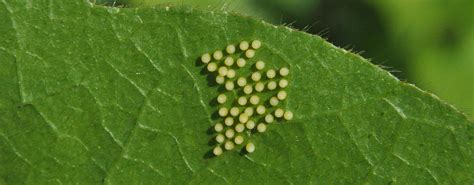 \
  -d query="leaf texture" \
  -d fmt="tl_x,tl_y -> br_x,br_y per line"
0,0 -> 473,184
